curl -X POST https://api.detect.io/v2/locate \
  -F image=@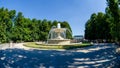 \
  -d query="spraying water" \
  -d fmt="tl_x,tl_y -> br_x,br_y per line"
47,23 -> 72,44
